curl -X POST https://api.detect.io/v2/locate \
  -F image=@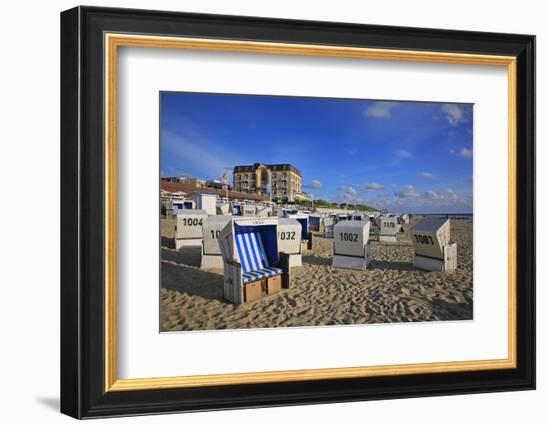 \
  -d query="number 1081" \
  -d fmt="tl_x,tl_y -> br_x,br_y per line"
414,234 -> 434,245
